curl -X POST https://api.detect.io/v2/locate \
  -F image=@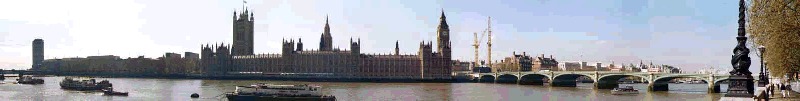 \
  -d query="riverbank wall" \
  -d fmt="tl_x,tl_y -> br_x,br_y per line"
46,72 -> 469,83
